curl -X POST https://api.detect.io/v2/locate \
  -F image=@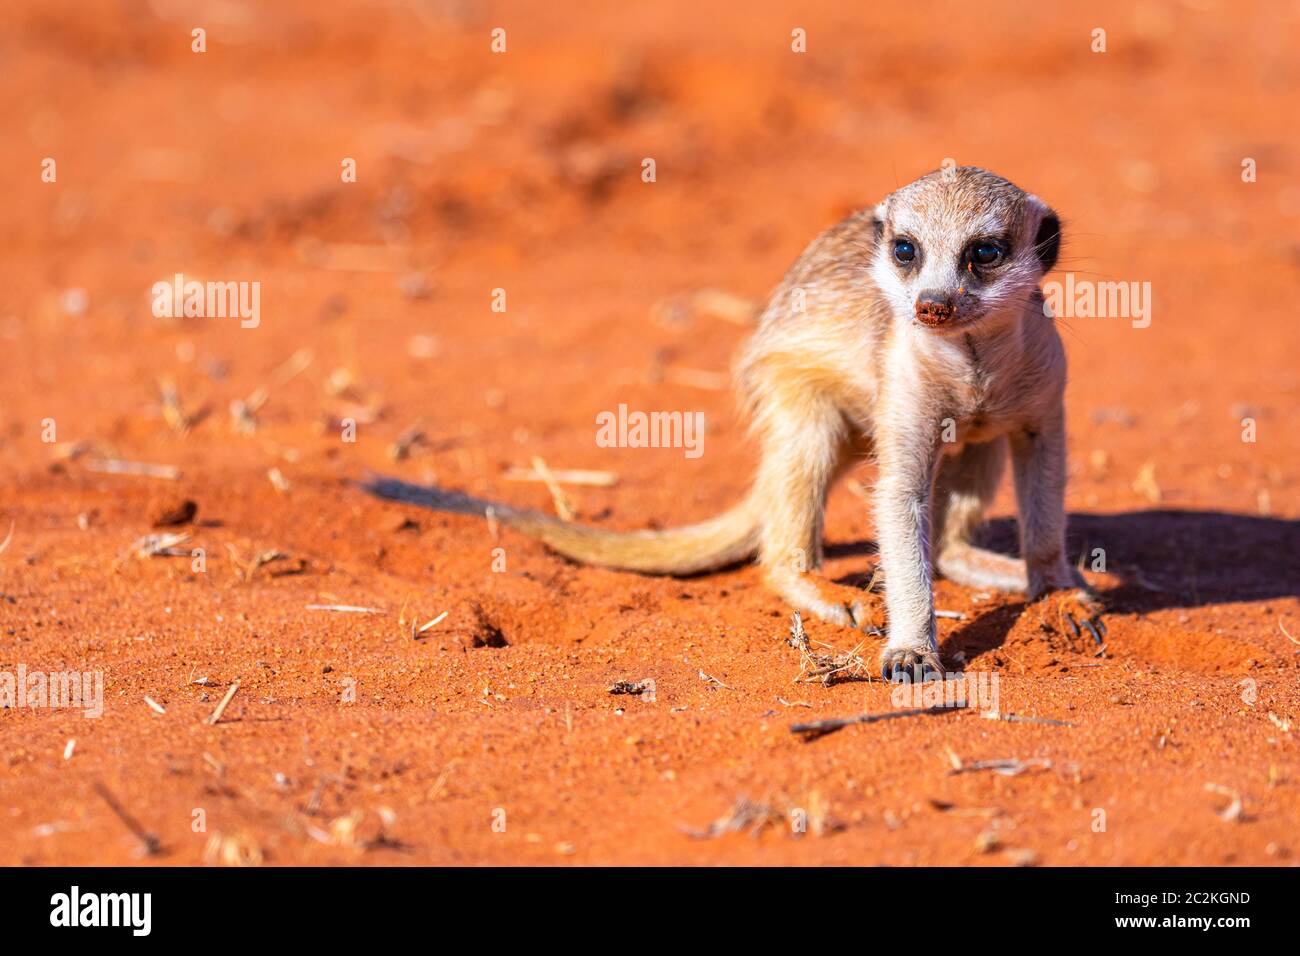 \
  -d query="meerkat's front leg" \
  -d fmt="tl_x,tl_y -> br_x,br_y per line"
874,422 -> 944,679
